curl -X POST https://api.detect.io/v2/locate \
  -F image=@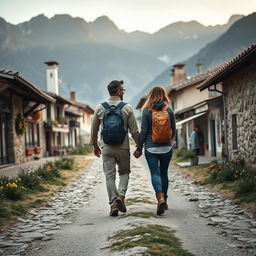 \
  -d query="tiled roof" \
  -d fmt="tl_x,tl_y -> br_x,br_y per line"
166,64 -> 224,94
0,69 -> 55,103
198,43 -> 256,91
